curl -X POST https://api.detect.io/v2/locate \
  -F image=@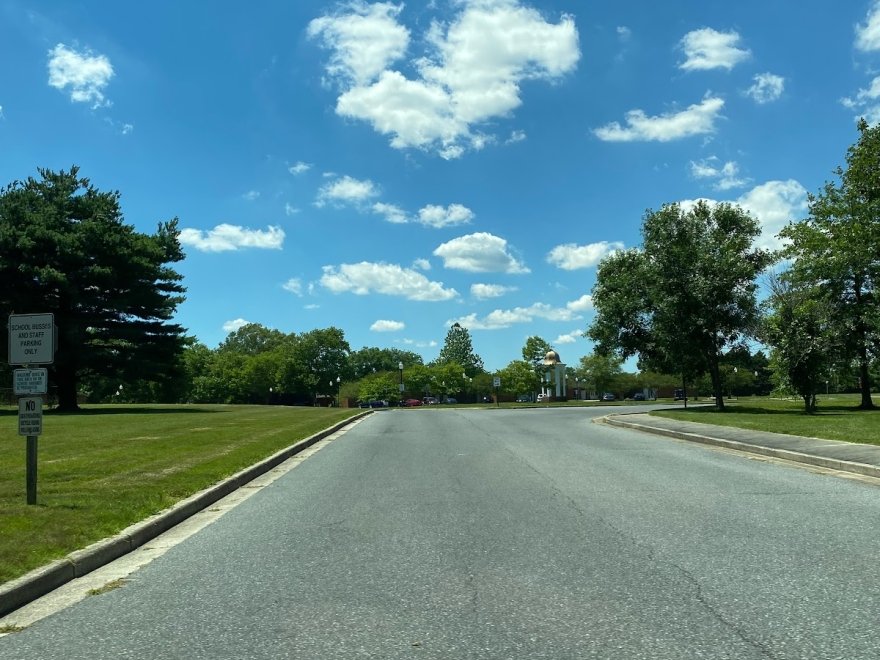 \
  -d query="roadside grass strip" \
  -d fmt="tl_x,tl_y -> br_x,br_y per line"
0,404 -> 359,585
651,395 -> 880,445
